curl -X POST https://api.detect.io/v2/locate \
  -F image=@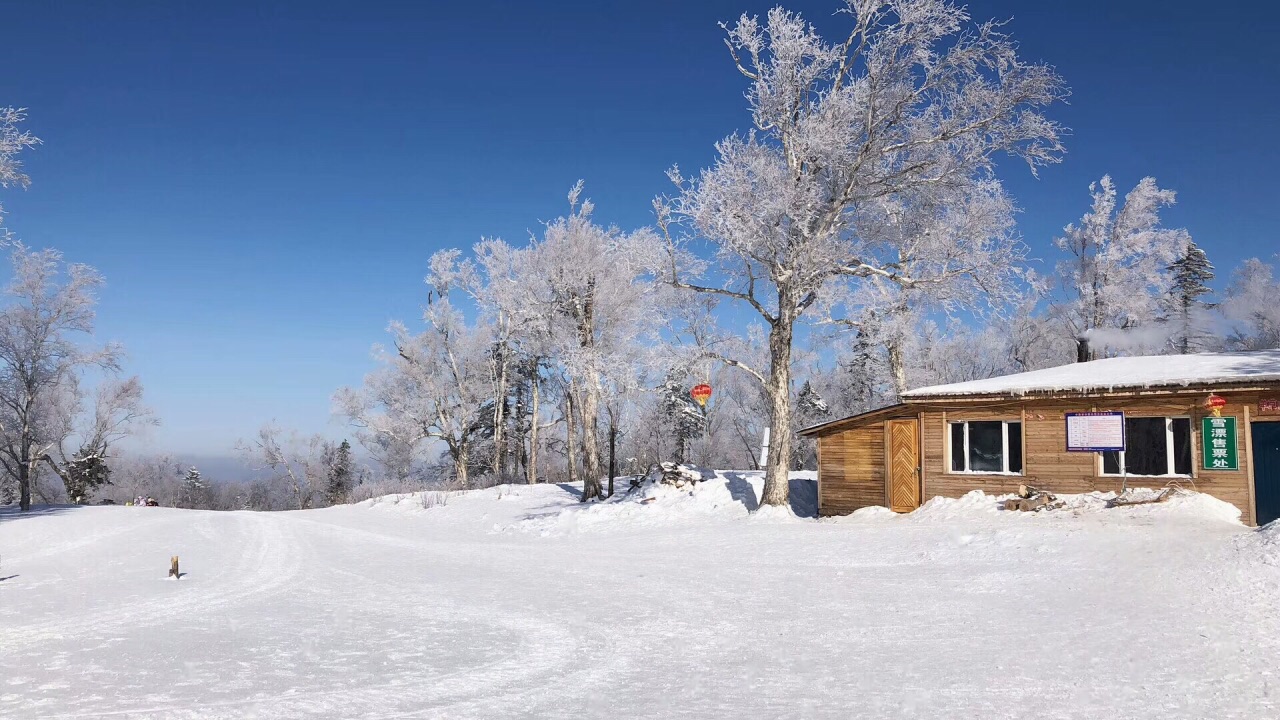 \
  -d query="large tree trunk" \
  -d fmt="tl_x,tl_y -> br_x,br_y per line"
526,372 -> 540,484
576,283 -> 604,501
887,340 -> 909,397
607,418 -> 617,498
759,314 -> 795,508
453,443 -> 469,489
18,461 -> 31,511
492,330 -> 508,479
579,366 -> 603,501
565,389 -> 579,487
